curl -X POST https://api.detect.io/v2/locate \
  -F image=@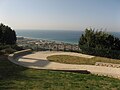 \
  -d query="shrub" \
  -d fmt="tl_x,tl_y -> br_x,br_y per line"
11,45 -> 24,51
80,46 -> 120,59
1,48 -> 17,54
